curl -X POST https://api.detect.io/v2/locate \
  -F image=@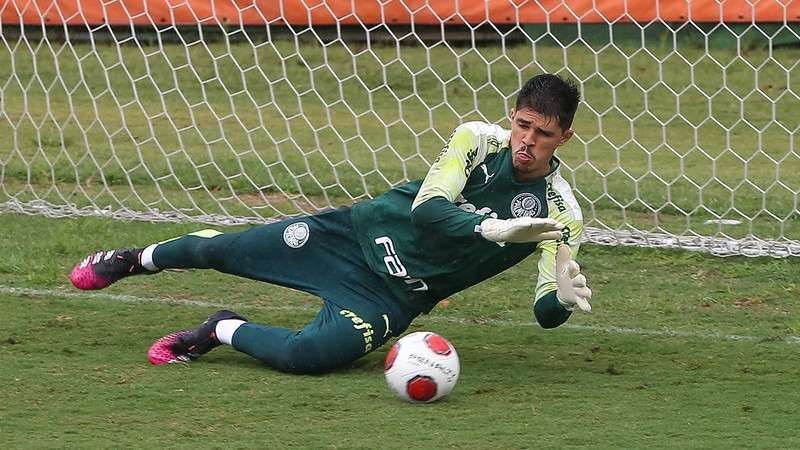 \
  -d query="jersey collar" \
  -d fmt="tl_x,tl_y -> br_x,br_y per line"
544,156 -> 562,181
